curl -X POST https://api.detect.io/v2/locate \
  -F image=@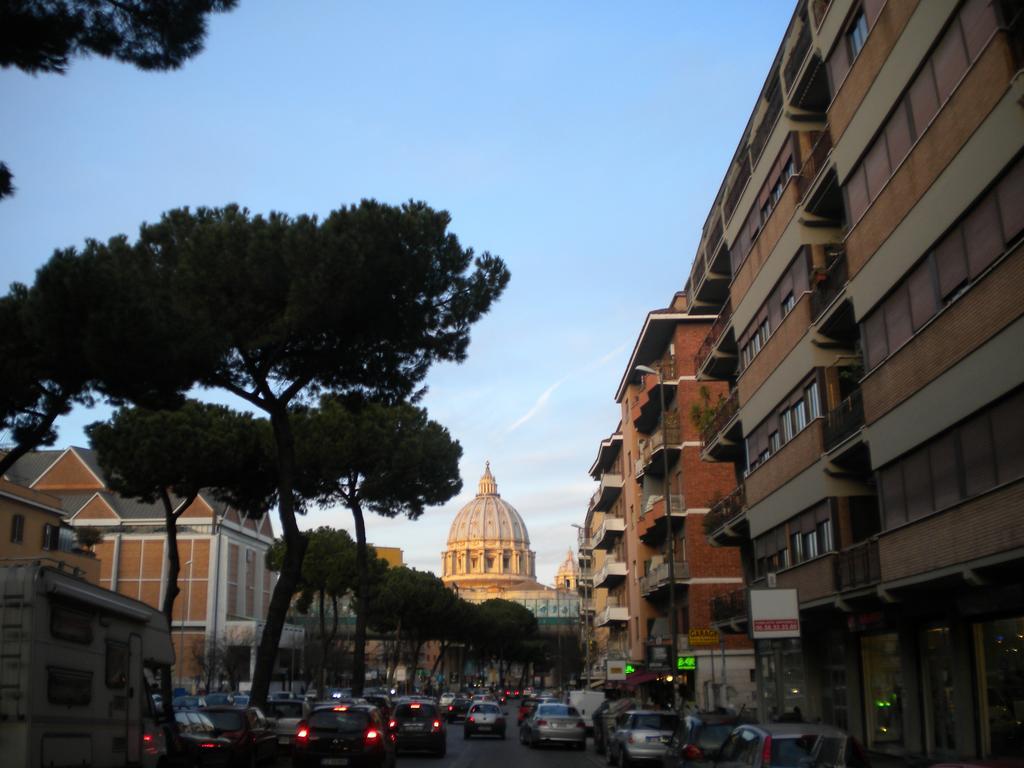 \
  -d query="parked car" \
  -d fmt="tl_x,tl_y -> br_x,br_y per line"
465,702 -> 507,739
172,711 -> 233,767
265,699 -> 307,752
447,697 -> 472,722
520,703 -> 587,749
595,697 -> 638,755
293,704 -> 396,768
607,710 -> 680,767
391,700 -> 447,757
712,723 -> 870,768
664,713 -> 745,768
173,695 -> 207,712
203,706 -> 277,766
